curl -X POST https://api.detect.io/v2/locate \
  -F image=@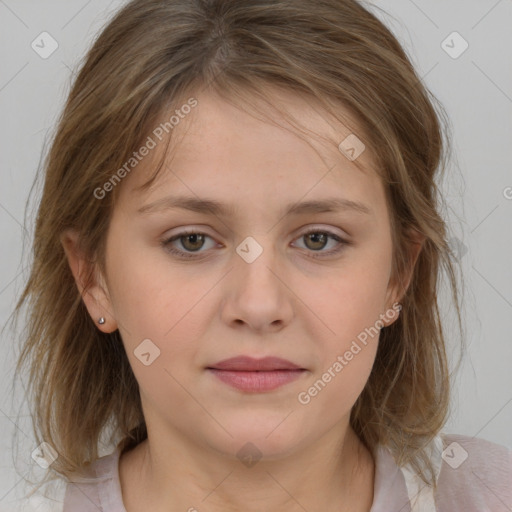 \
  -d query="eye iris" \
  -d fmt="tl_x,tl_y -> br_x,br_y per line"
305,232 -> 327,250
181,233 -> 205,251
